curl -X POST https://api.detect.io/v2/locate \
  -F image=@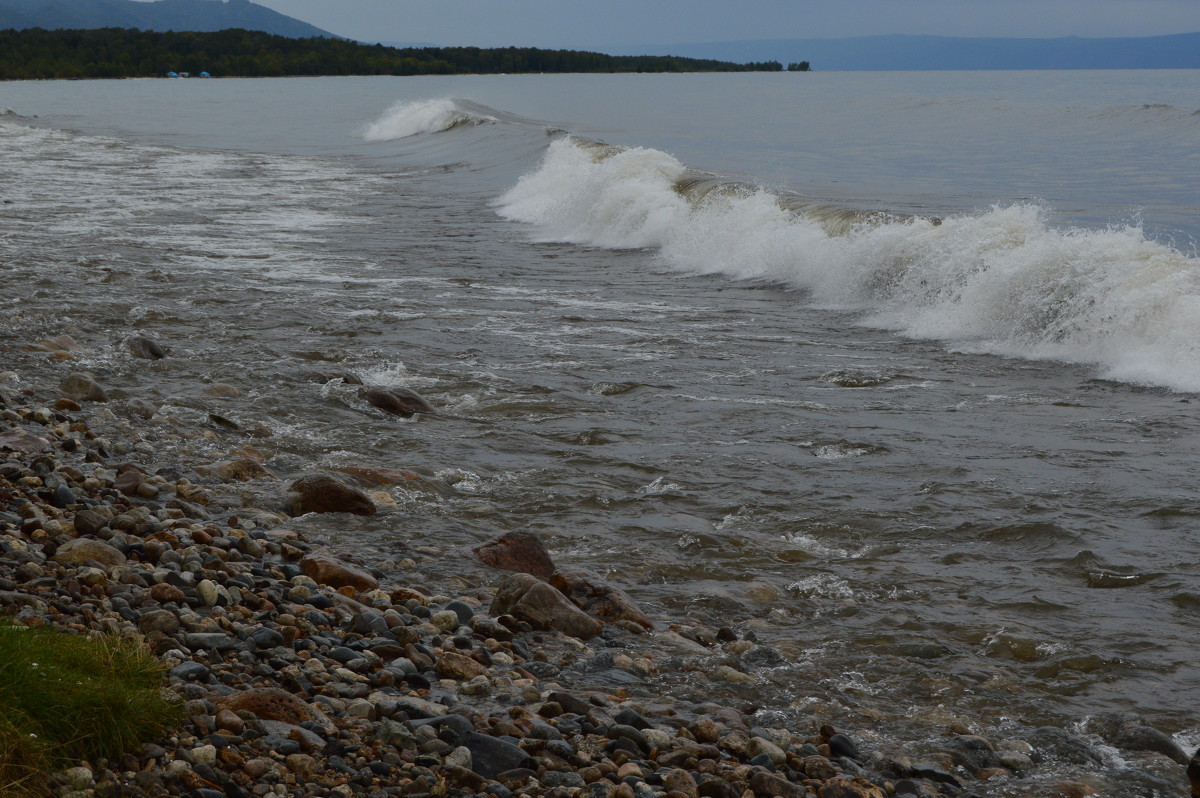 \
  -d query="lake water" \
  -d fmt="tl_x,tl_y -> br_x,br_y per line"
3,71 -> 1200,795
